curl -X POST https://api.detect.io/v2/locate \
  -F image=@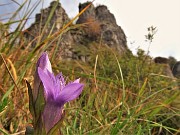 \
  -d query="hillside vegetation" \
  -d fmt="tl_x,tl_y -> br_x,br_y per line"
0,1 -> 180,135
